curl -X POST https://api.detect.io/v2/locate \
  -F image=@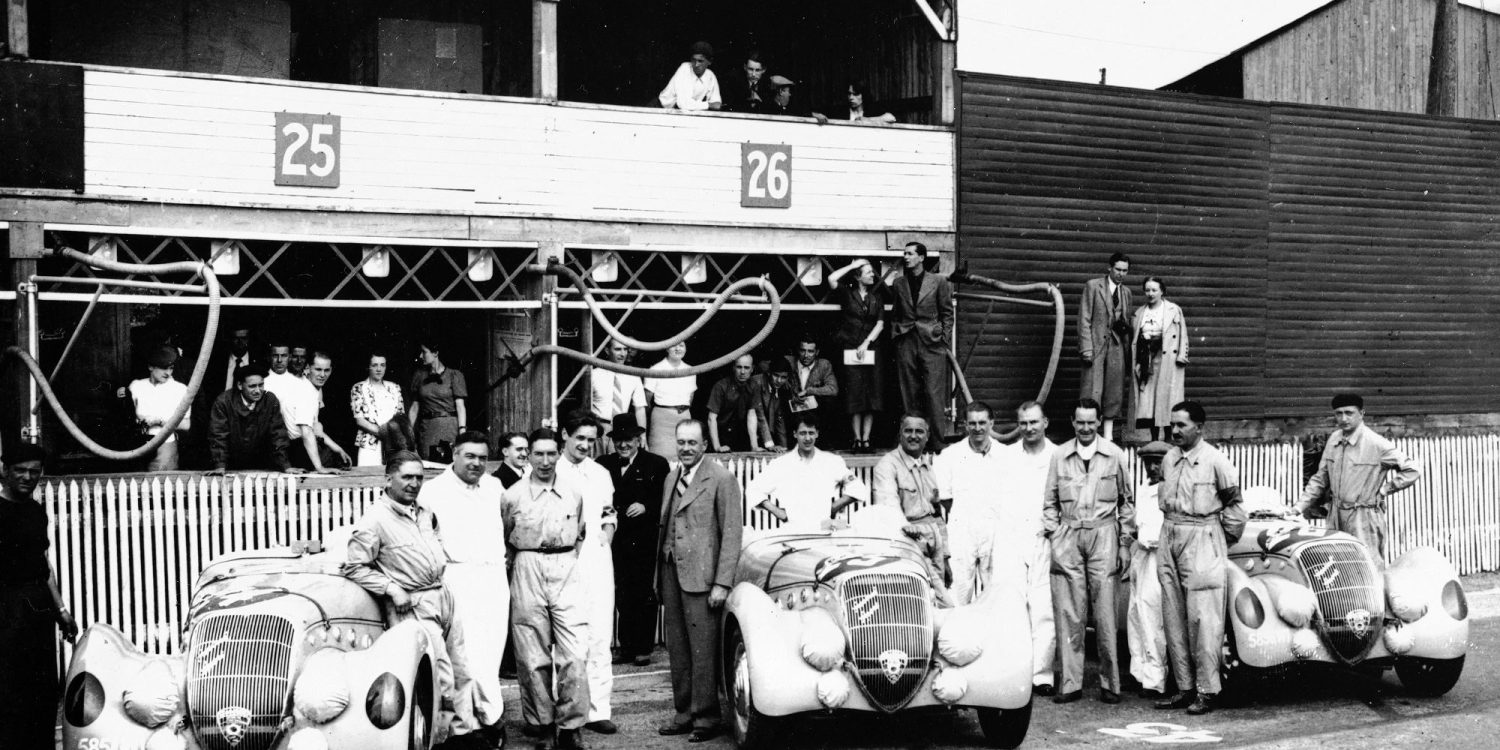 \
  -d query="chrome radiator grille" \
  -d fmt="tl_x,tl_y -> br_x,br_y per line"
837,572 -> 933,711
186,614 -> 296,750
1296,541 -> 1384,664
